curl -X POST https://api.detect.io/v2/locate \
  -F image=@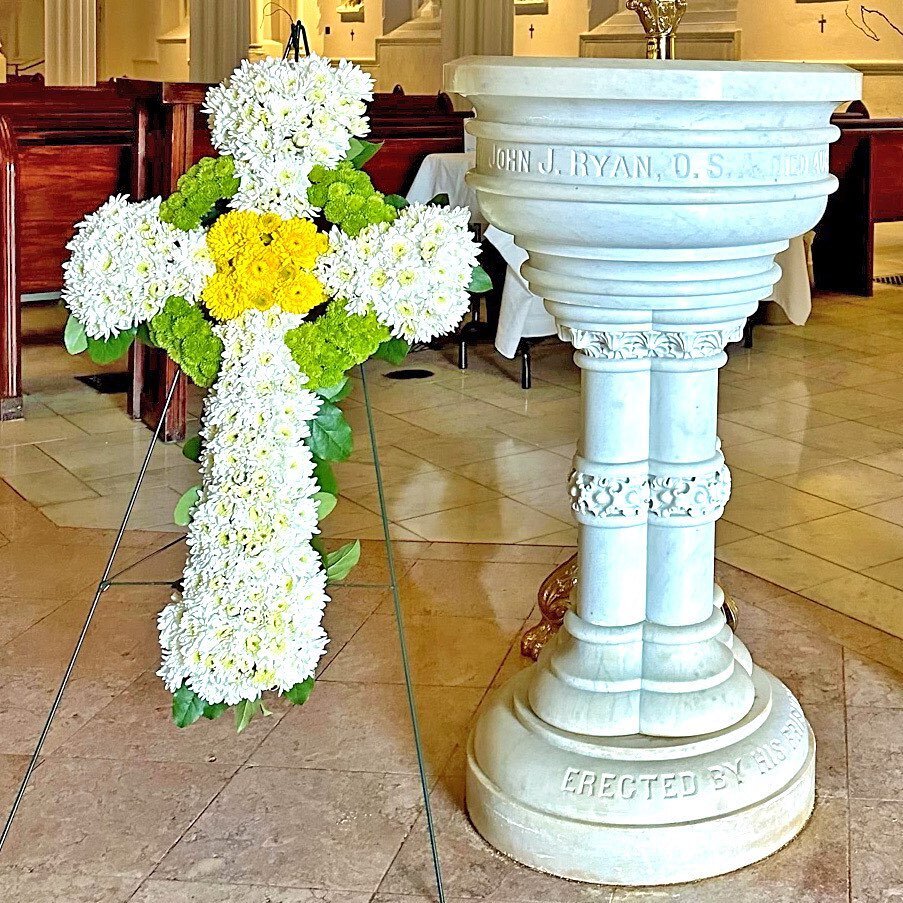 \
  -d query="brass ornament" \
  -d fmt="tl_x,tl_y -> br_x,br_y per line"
520,552 -> 739,660
627,0 -> 688,59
